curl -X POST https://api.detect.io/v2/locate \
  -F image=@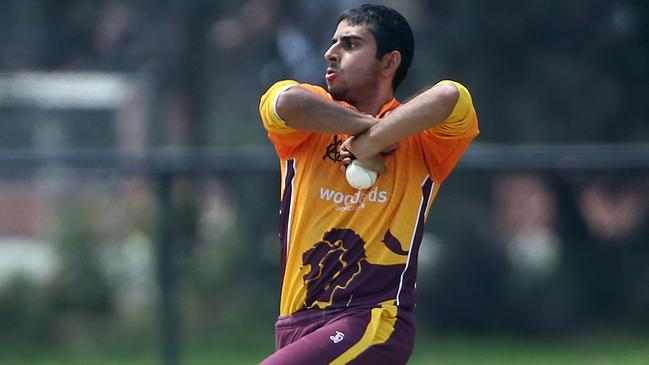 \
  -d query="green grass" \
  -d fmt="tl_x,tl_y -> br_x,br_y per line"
2,334 -> 648,365
411,334 -> 649,365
